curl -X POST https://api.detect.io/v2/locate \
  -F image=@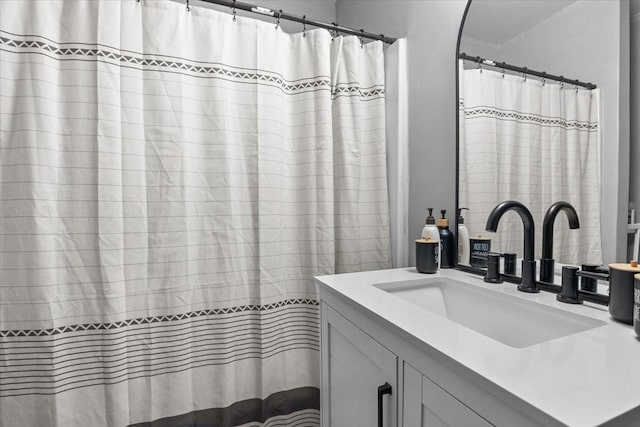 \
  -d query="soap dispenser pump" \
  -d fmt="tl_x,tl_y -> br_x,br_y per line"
421,208 -> 440,241
437,209 -> 455,268
457,208 -> 470,266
